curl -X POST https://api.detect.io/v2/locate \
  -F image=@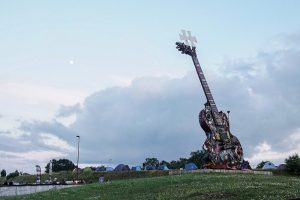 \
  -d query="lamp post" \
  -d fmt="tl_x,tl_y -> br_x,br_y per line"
76,135 -> 80,180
